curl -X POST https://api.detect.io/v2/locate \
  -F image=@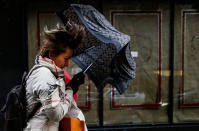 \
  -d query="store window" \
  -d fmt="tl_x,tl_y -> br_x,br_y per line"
102,0 -> 170,125
173,3 -> 199,123
27,6 -> 99,125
